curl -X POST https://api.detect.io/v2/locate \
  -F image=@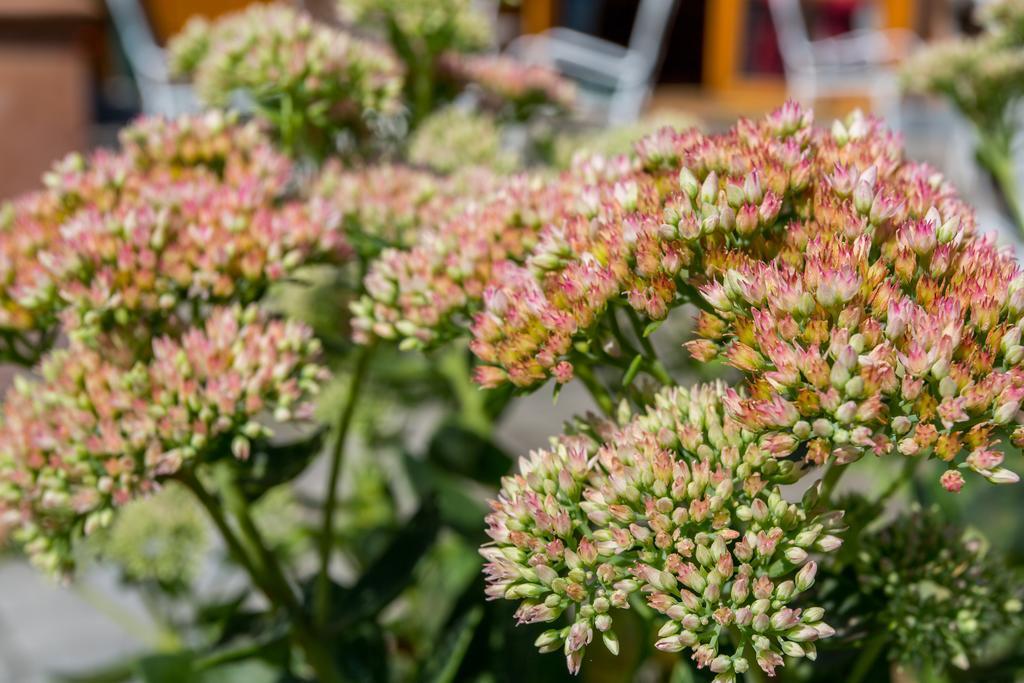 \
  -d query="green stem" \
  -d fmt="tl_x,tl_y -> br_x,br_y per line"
438,344 -> 492,436
607,309 -> 640,357
72,583 -> 180,652
177,469 -> 264,591
574,364 -> 615,417
978,130 -> 1024,237
644,358 -> 674,387
180,469 -> 343,683
848,631 -> 889,683
315,344 -> 375,627
818,461 -> 847,509
872,457 -> 919,507
194,633 -> 286,672
624,309 -> 675,386
728,627 -> 767,683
